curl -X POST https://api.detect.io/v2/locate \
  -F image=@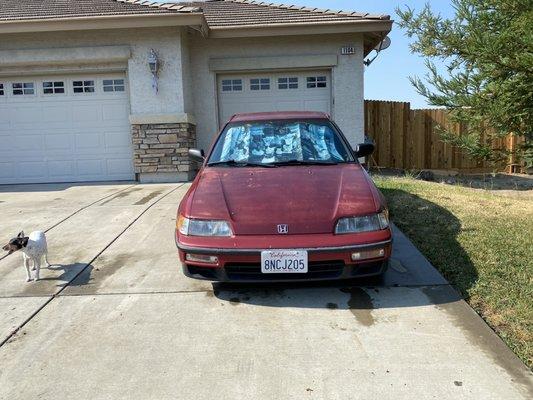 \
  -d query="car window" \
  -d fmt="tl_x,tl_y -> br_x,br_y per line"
208,120 -> 354,165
